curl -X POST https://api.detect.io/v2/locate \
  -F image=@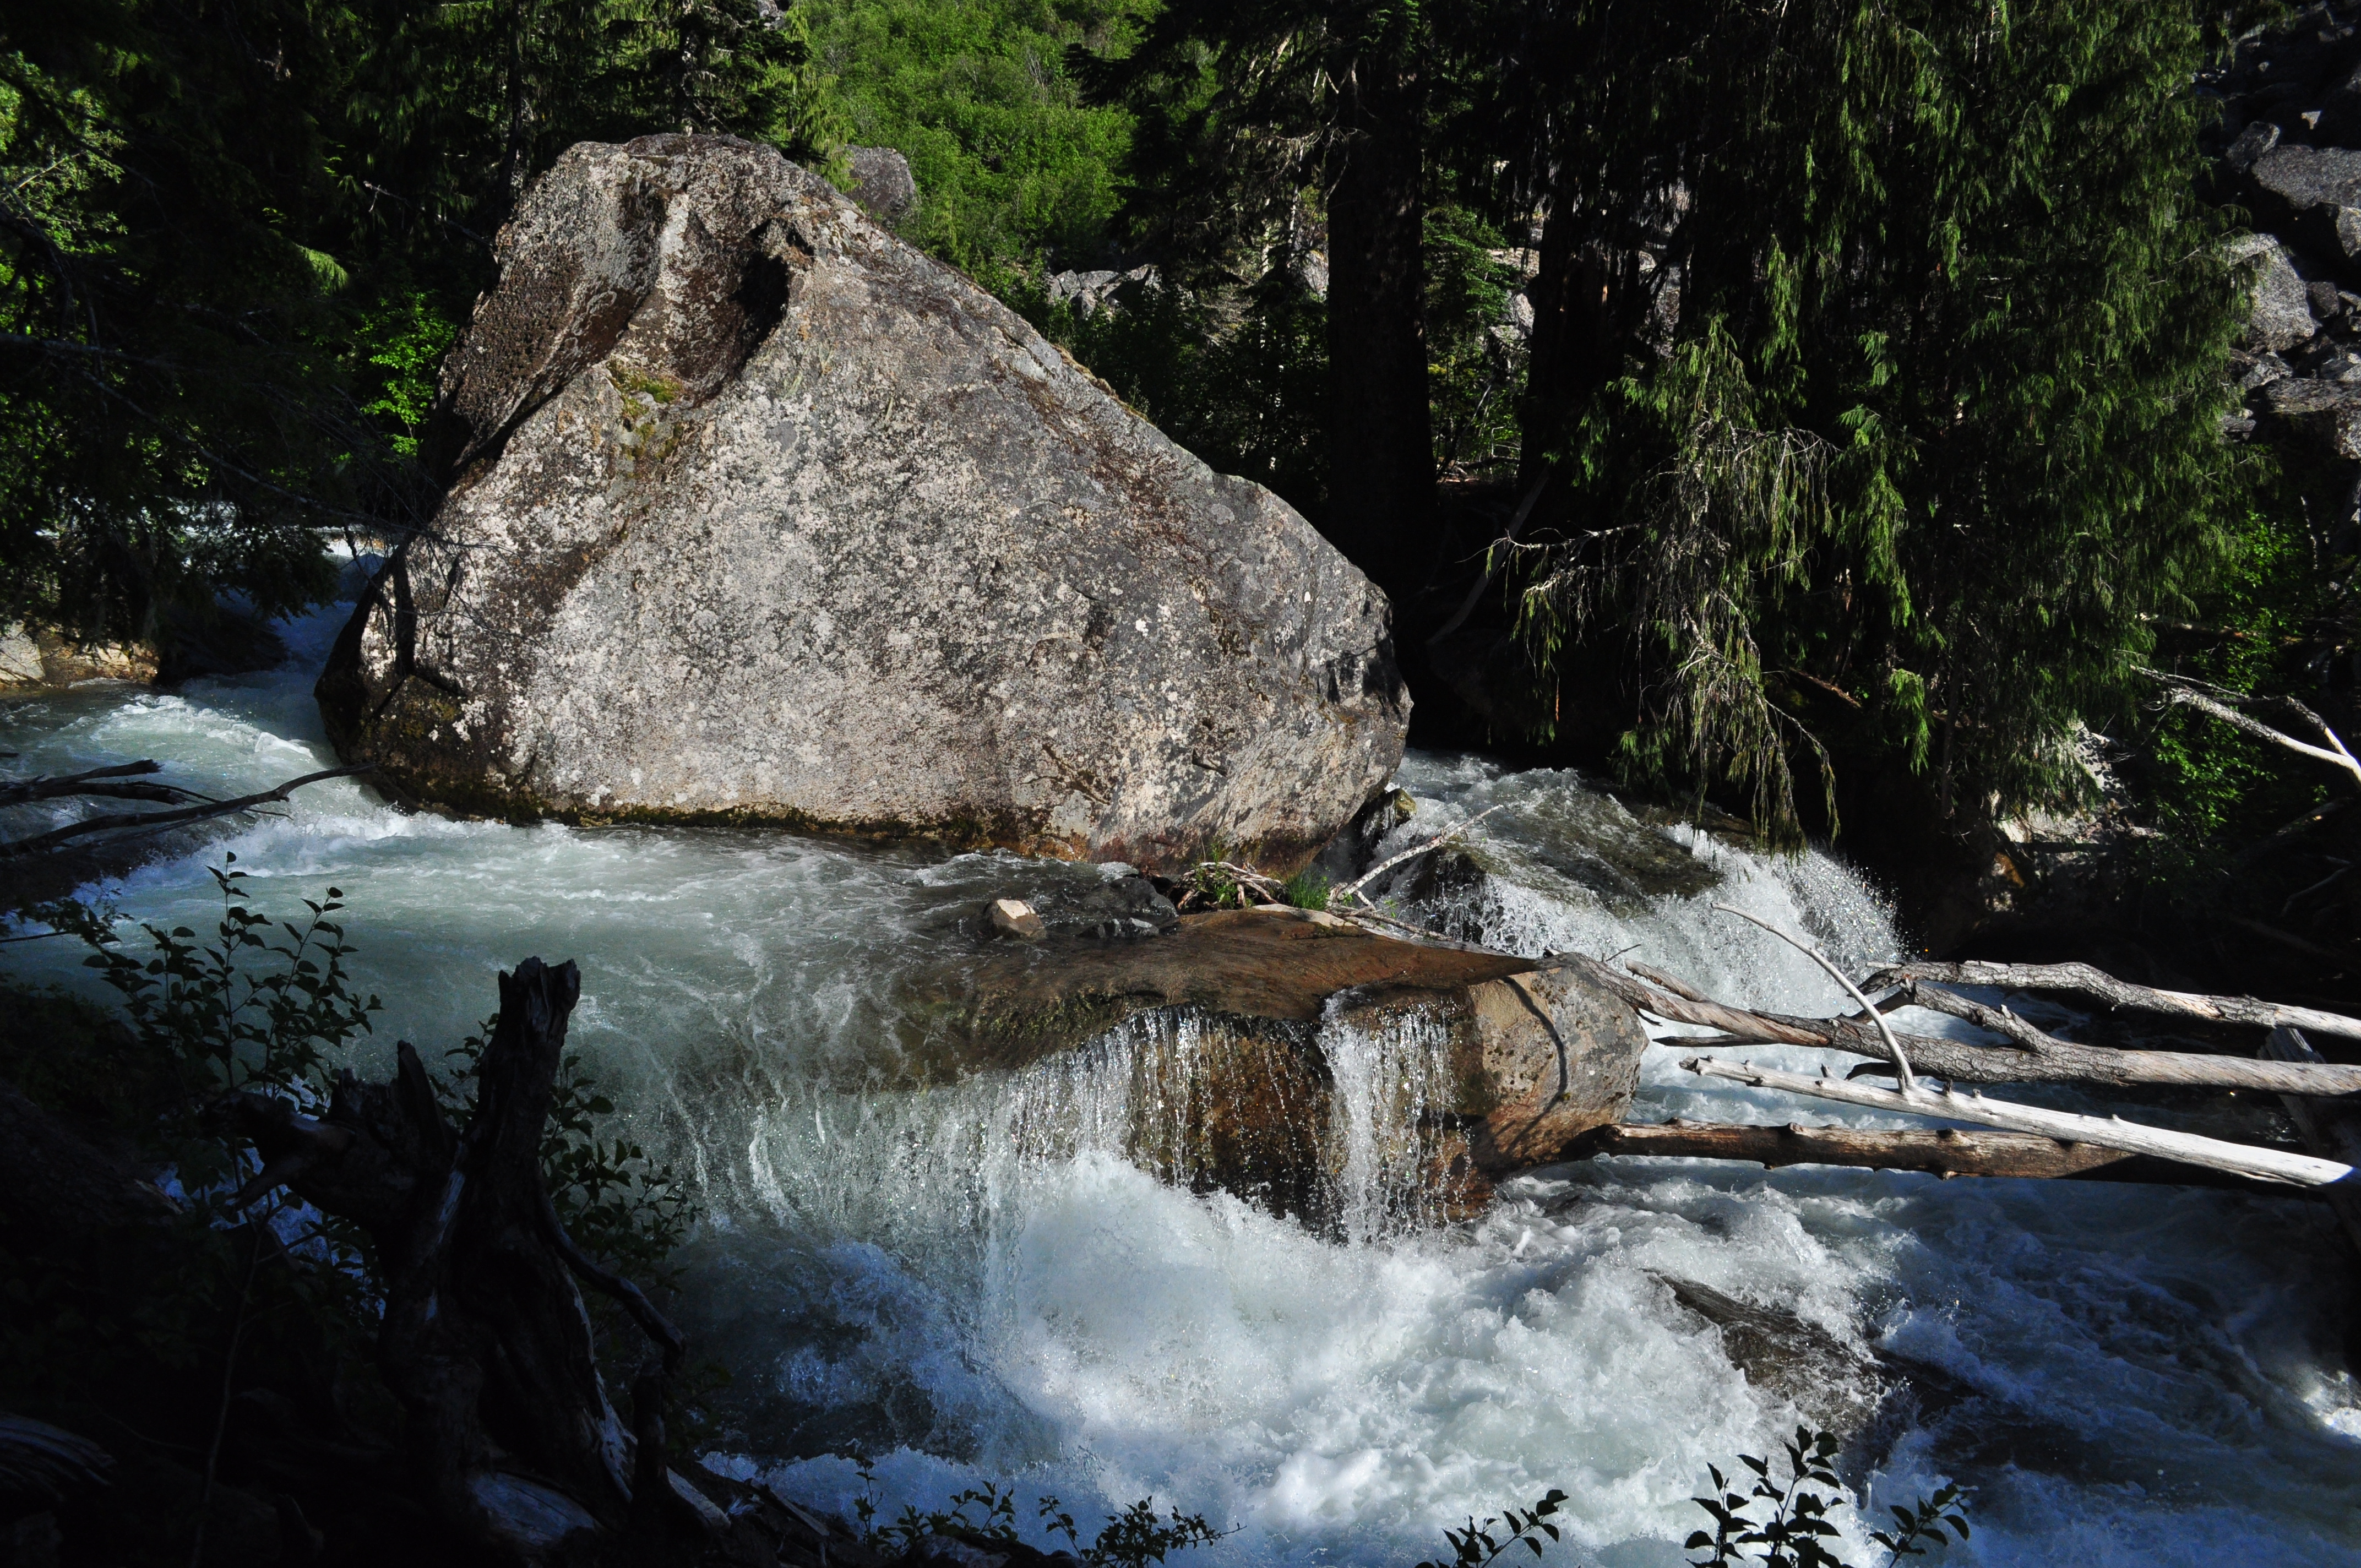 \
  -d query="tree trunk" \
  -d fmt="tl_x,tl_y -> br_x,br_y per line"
225,958 -> 704,1562
1515,192 -> 1645,499
1324,69 -> 1430,598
